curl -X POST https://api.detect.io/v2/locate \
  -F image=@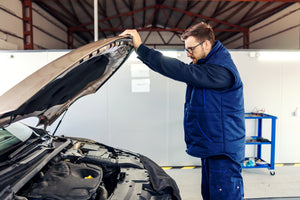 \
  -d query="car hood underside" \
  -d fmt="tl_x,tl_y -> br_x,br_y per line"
0,36 -> 133,128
